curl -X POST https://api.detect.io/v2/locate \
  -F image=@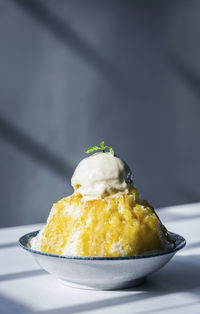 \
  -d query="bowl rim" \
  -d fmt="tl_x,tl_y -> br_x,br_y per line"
18,230 -> 186,260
